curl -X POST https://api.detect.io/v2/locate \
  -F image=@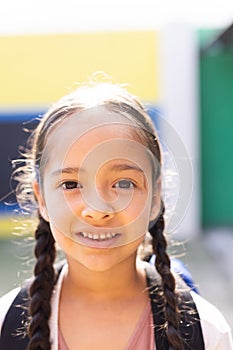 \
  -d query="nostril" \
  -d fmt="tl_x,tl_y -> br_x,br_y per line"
81,207 -> 114,221
103,214 -> 112,219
